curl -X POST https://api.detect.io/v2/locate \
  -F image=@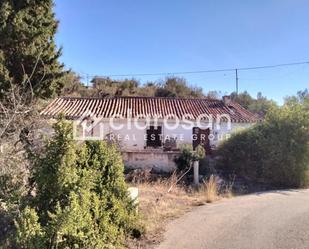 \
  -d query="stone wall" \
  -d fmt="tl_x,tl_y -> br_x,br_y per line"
122,150 -> 181,173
